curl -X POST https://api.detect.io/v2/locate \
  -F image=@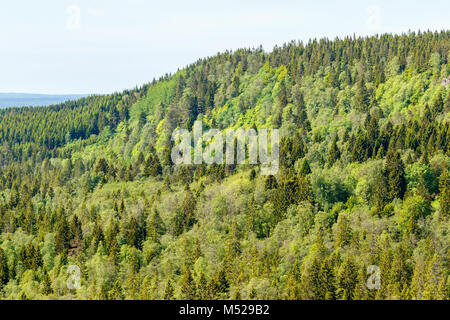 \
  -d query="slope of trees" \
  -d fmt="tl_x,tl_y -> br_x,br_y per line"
0,31 -> 448,300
